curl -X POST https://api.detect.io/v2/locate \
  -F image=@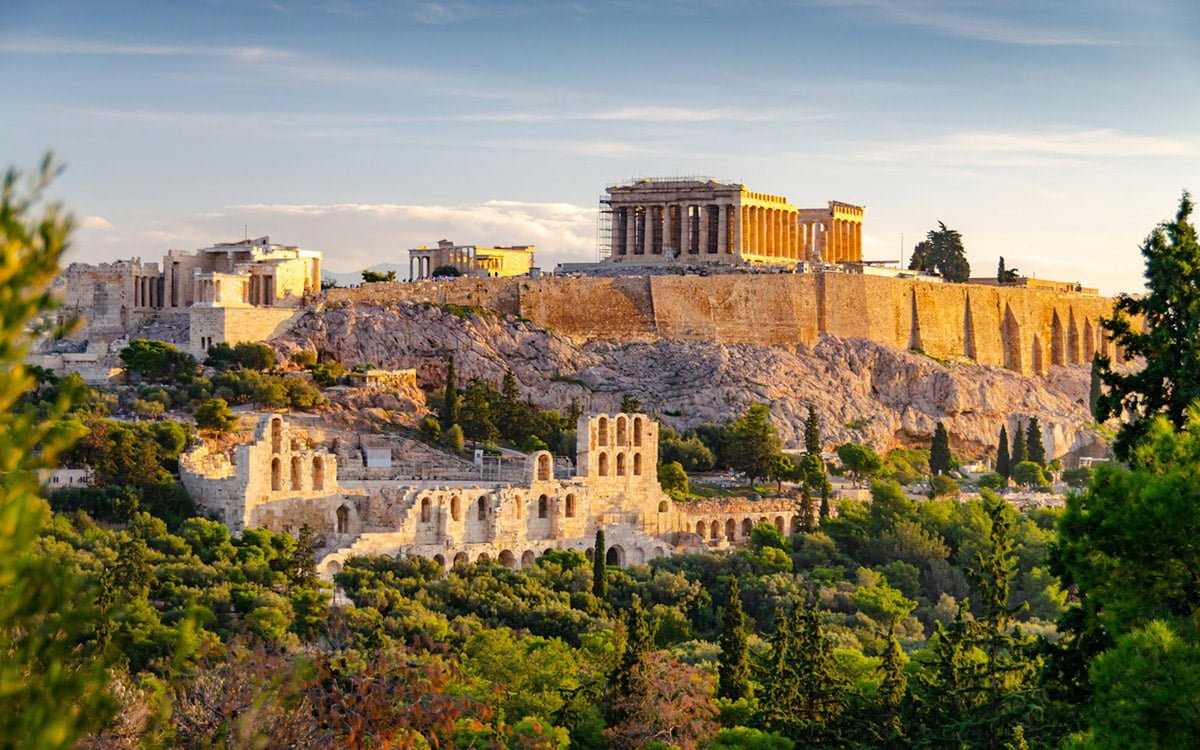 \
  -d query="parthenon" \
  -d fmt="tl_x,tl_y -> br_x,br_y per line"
602,178 -> 864,266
